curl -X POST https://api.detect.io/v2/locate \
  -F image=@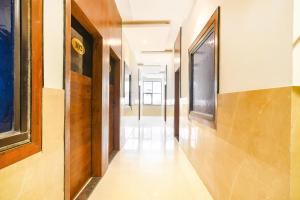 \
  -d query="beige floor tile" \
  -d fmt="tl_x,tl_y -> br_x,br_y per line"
89,117 -> 212,200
